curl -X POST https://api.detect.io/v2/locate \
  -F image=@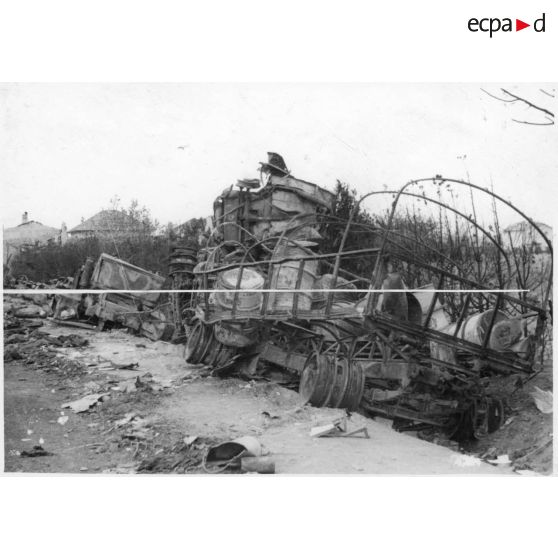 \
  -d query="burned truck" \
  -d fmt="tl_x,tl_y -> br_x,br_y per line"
54,253 -> 173,341
172,153 -> 553,440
